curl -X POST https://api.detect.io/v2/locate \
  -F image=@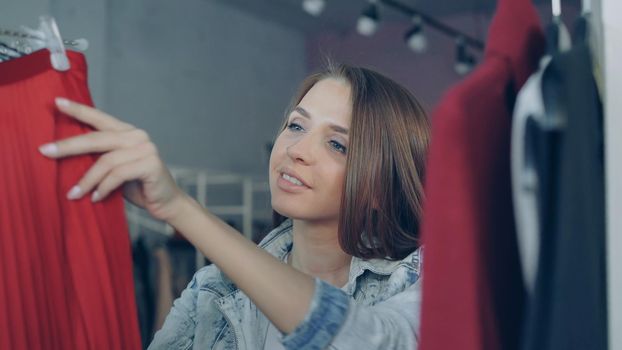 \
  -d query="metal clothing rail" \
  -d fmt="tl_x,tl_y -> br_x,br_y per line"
125,166 -> 267,270
0,27 -> 87,49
